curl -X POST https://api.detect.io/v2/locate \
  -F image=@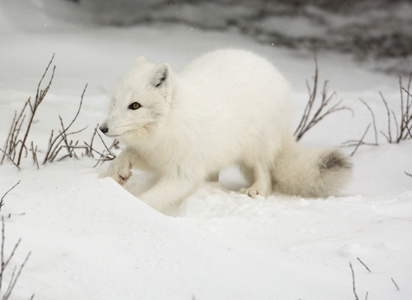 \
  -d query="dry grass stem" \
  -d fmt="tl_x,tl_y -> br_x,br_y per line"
0,181 -> 21,212
349,262 -> 359,300
0,218 -> 33,300
391,277 -> 400,291
0,54 -> 55,168
379,72 -> 412,143
380,91 -> 393,143
358,99 -> 378,145
43,83 -> 88,164
357,257 -> 372,273
30,142 -> 39,169
349,123 -> 371,157
17,55 -> 56,166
